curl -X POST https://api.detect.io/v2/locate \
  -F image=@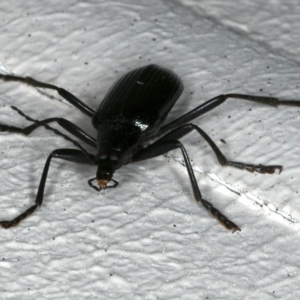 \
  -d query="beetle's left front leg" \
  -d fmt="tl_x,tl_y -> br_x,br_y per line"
132,140 -> 240,232
0,148 -> 95,229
